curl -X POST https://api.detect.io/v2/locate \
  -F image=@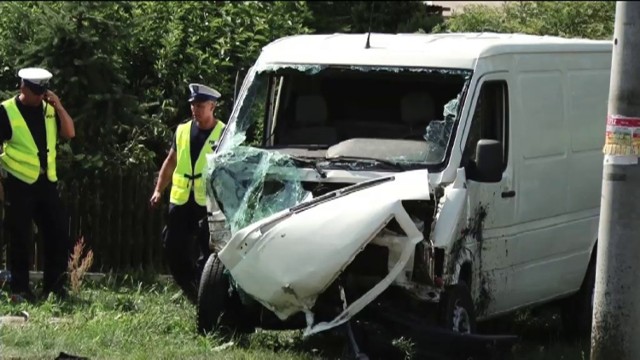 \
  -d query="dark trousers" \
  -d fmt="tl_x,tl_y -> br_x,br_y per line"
4,173 -> 70,296
163,195 -> 211,304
